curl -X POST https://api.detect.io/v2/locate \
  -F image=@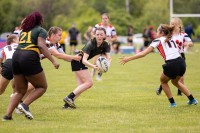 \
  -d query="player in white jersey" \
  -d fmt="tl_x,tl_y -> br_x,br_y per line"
120,24 -> 198,107
156,17 -> 193,96
91,13 -> 117,81
0,34 -> 18,95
